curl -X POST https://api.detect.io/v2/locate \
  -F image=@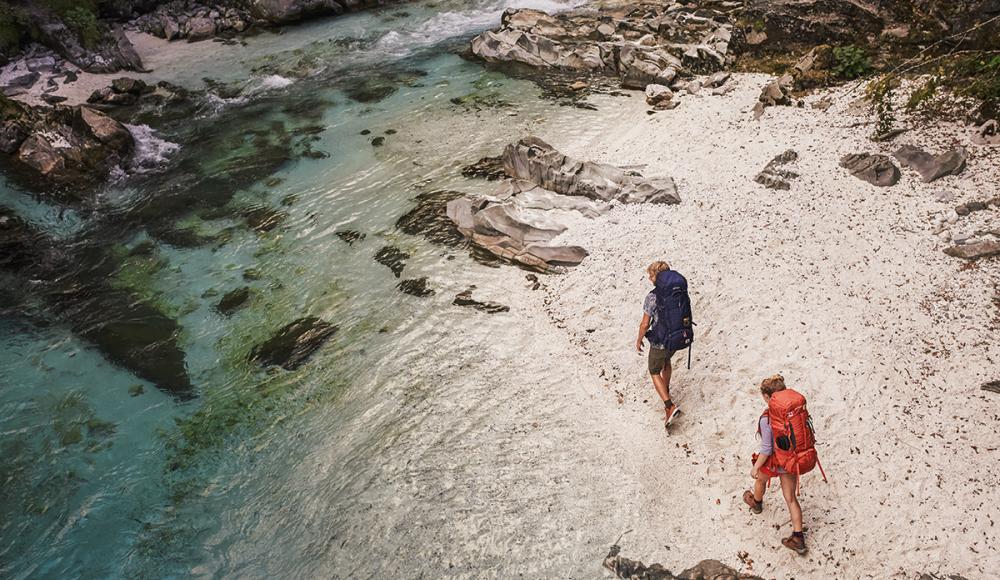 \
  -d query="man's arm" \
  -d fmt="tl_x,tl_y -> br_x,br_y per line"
636,313 -> 651,353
